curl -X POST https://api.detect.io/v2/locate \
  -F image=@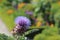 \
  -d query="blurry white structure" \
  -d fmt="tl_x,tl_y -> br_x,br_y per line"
0,19 -> 12,36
